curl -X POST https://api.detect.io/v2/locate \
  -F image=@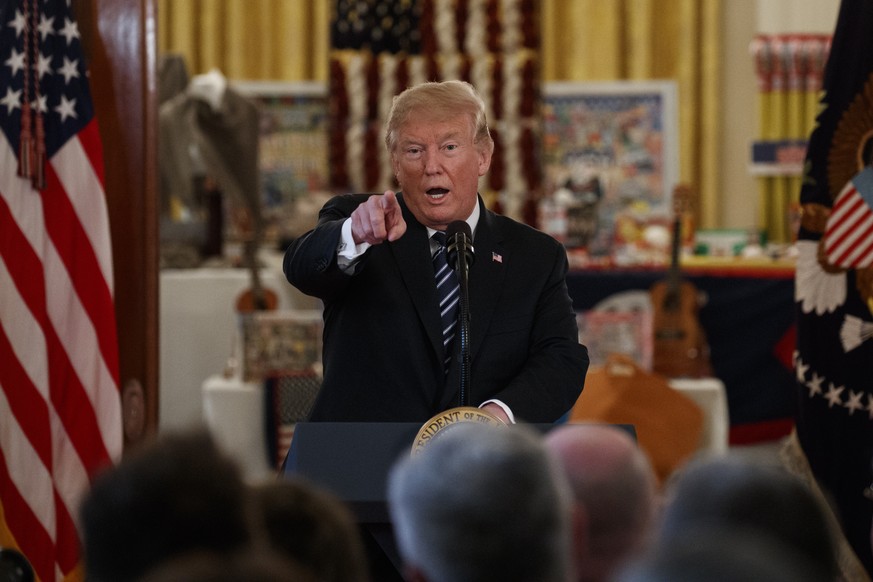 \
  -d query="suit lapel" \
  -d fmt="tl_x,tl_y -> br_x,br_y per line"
392,195 -> 446,362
